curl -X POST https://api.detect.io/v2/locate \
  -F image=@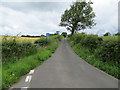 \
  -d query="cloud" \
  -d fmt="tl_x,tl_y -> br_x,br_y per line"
0,2 -> 69,36
0,1 -> 119,36
89,0 -> 118,35
79,0 -> 119,35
